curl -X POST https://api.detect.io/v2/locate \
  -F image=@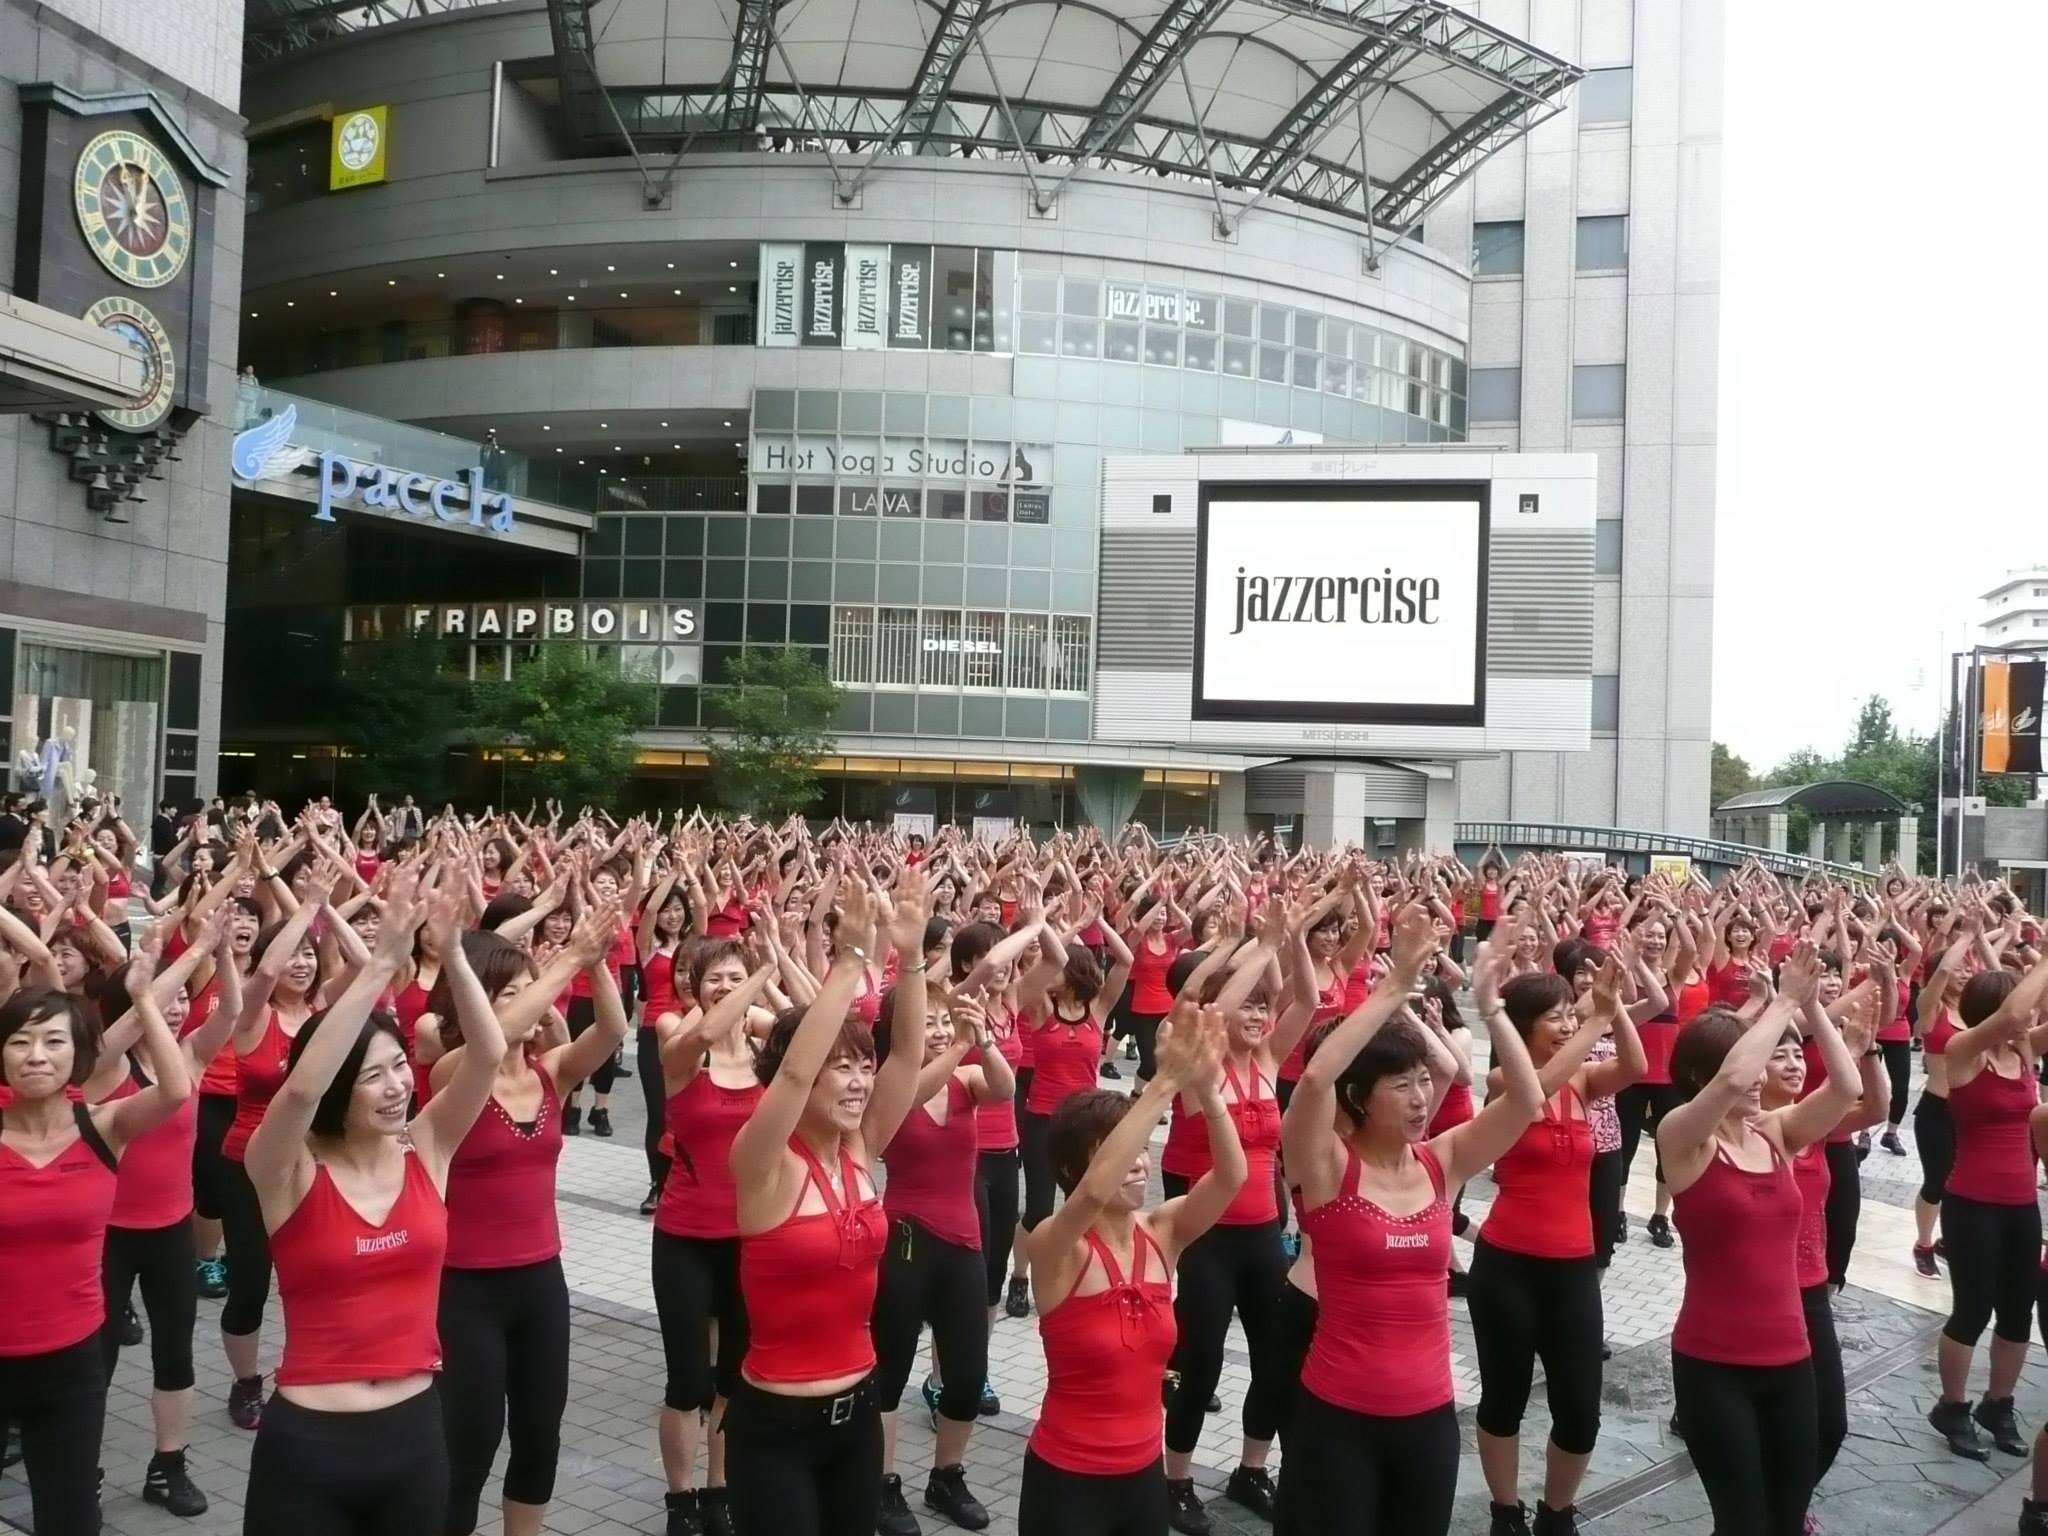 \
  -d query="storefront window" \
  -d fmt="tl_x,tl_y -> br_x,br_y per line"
830,607 -> 1089,695
13,641 -> 166,816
